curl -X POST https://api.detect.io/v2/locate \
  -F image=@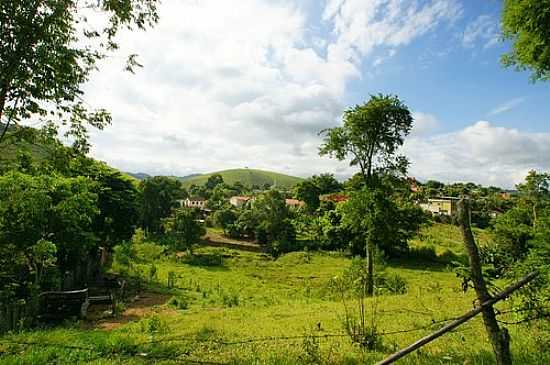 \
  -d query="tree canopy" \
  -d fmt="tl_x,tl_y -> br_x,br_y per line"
319,94 -> 413,187
0,0 -> 159,147
501,0 -> 550,81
